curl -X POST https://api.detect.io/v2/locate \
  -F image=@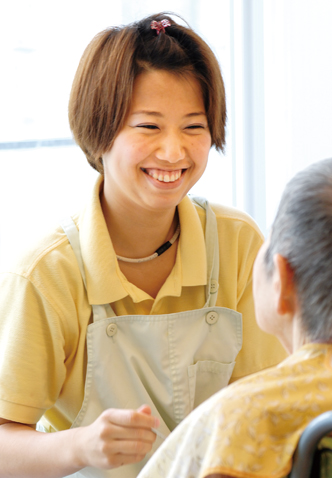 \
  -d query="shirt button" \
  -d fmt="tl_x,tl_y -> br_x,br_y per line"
210,280 -> 219,294
205,311 -> 219,325
106,323 -> 117,337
